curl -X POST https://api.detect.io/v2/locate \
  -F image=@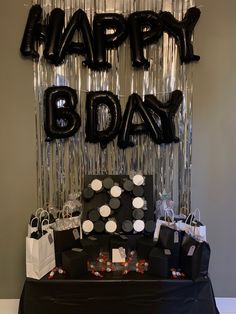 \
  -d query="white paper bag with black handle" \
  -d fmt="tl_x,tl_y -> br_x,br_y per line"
26,219 -> 56,280
28,208 -> 55,237
176,208 -> 206,241
27,208 -> 44,237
